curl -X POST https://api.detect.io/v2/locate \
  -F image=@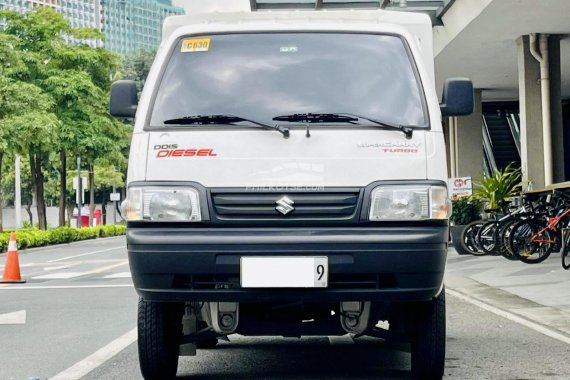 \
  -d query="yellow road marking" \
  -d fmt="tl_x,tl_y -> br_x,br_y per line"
82,260 -> 129,276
